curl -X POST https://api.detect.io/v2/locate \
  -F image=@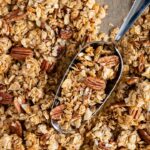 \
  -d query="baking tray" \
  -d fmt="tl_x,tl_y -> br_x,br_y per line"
96,0 -> 133,33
